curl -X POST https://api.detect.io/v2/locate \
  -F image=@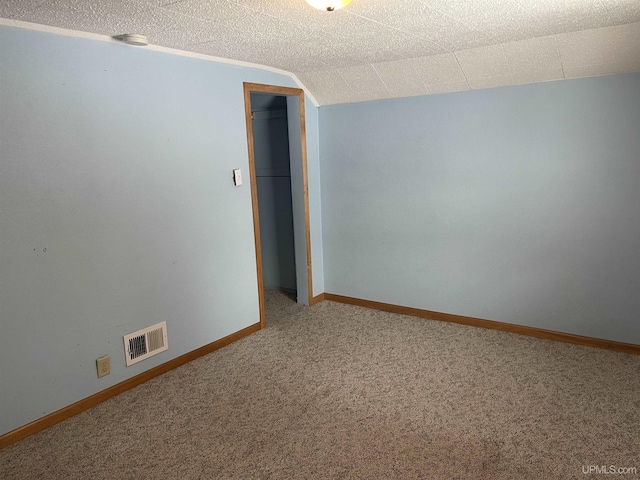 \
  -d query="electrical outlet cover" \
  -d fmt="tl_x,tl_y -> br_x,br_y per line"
97,356 -> 110,378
